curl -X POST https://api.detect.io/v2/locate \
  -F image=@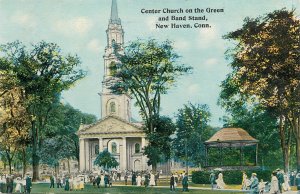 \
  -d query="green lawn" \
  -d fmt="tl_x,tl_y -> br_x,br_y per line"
29,183 -> 246,194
